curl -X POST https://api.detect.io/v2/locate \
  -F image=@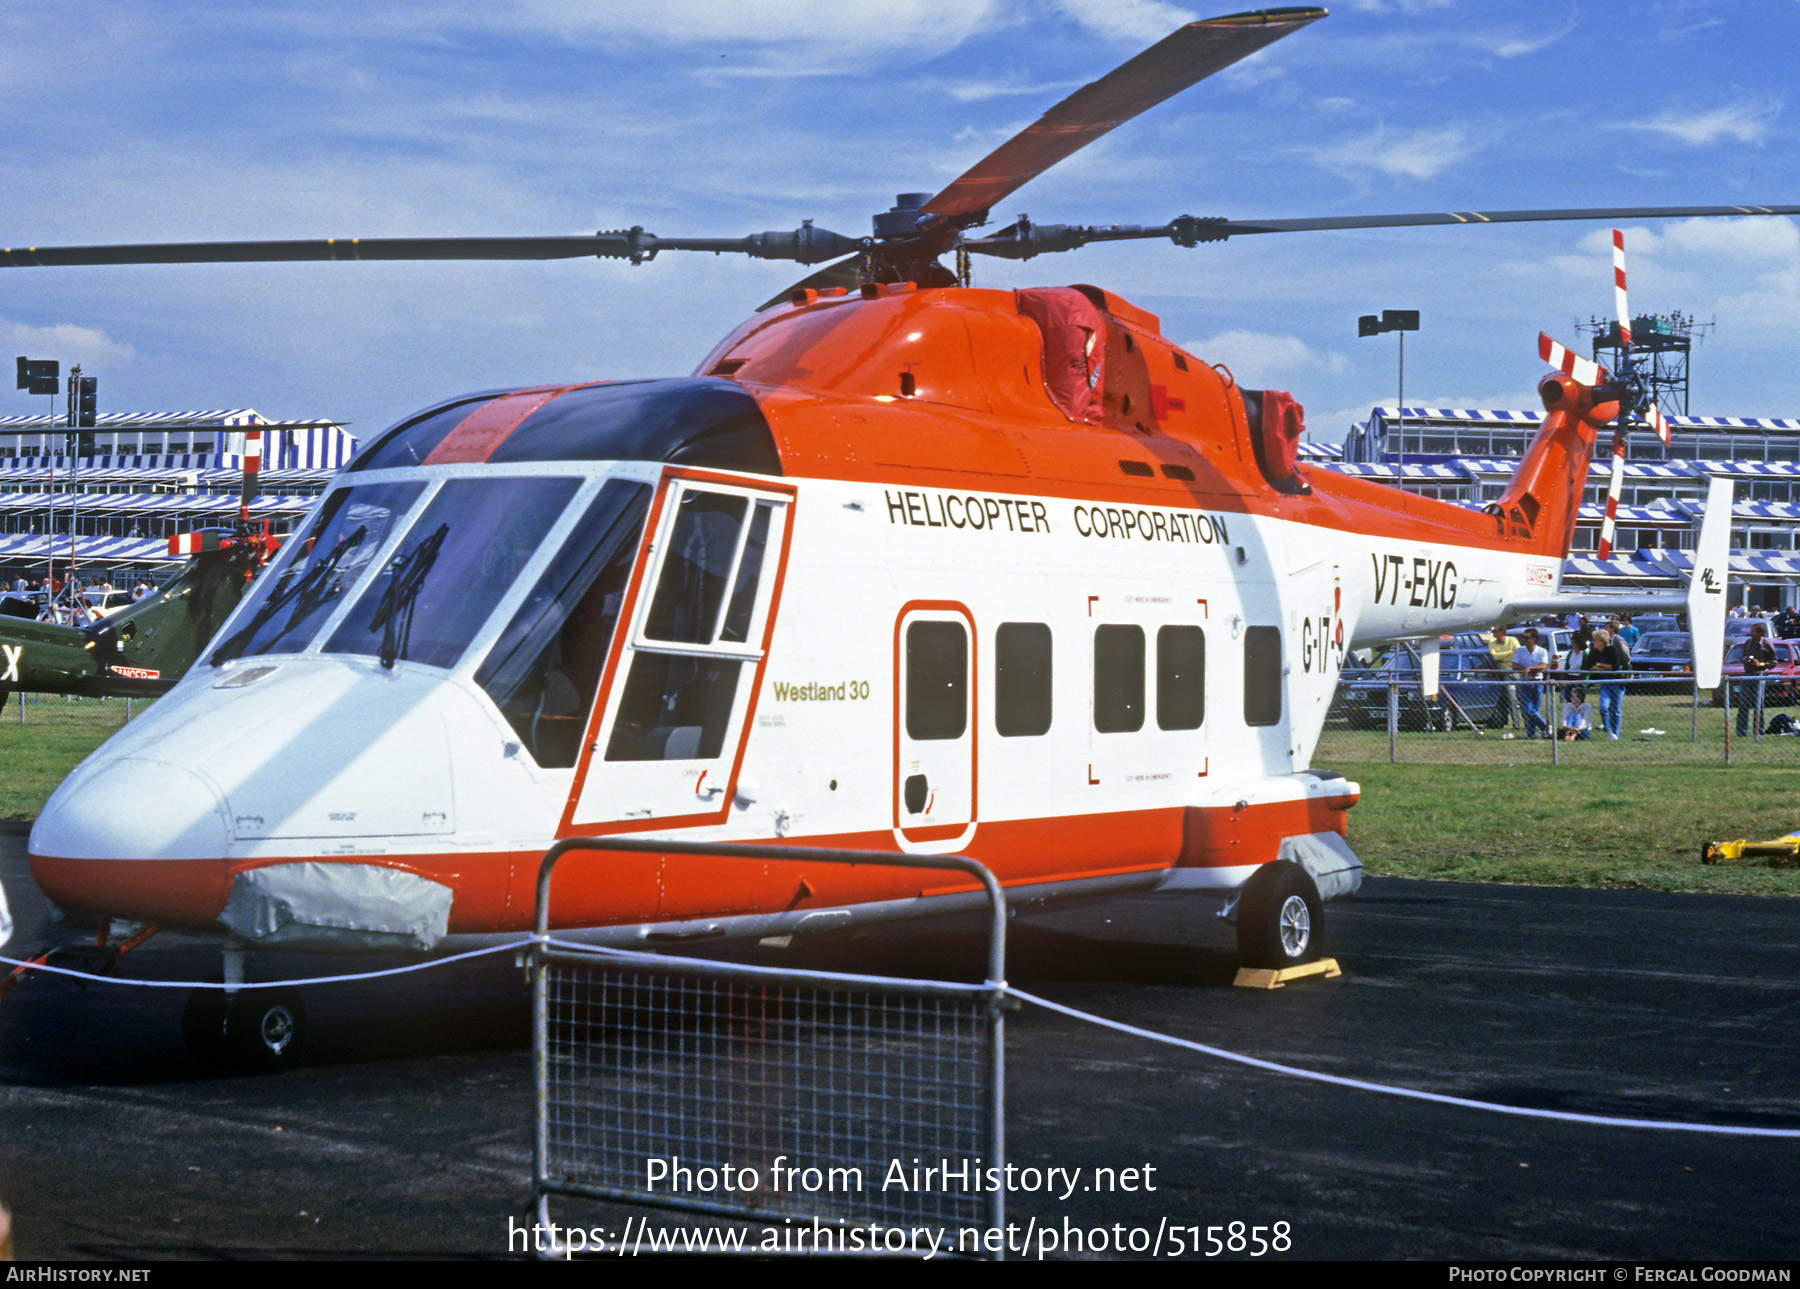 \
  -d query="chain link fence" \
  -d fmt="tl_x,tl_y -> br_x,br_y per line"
2,691 -> 141,727
1319,672 -> 1800,766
